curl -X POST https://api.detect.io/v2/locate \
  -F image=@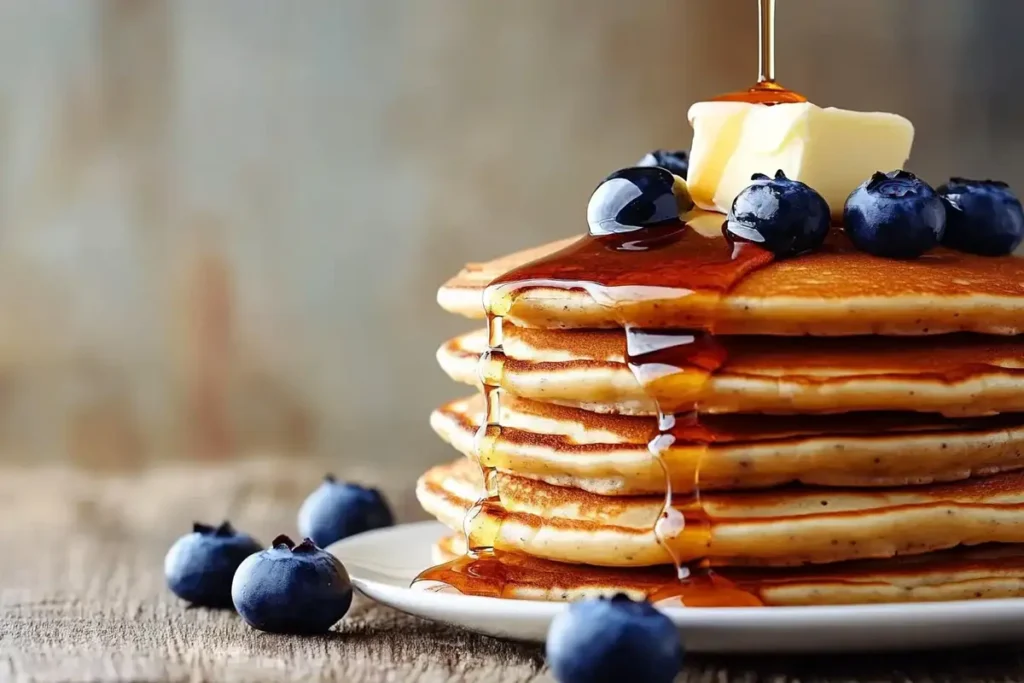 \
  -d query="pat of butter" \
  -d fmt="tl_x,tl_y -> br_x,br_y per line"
686,101 -> 914,216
